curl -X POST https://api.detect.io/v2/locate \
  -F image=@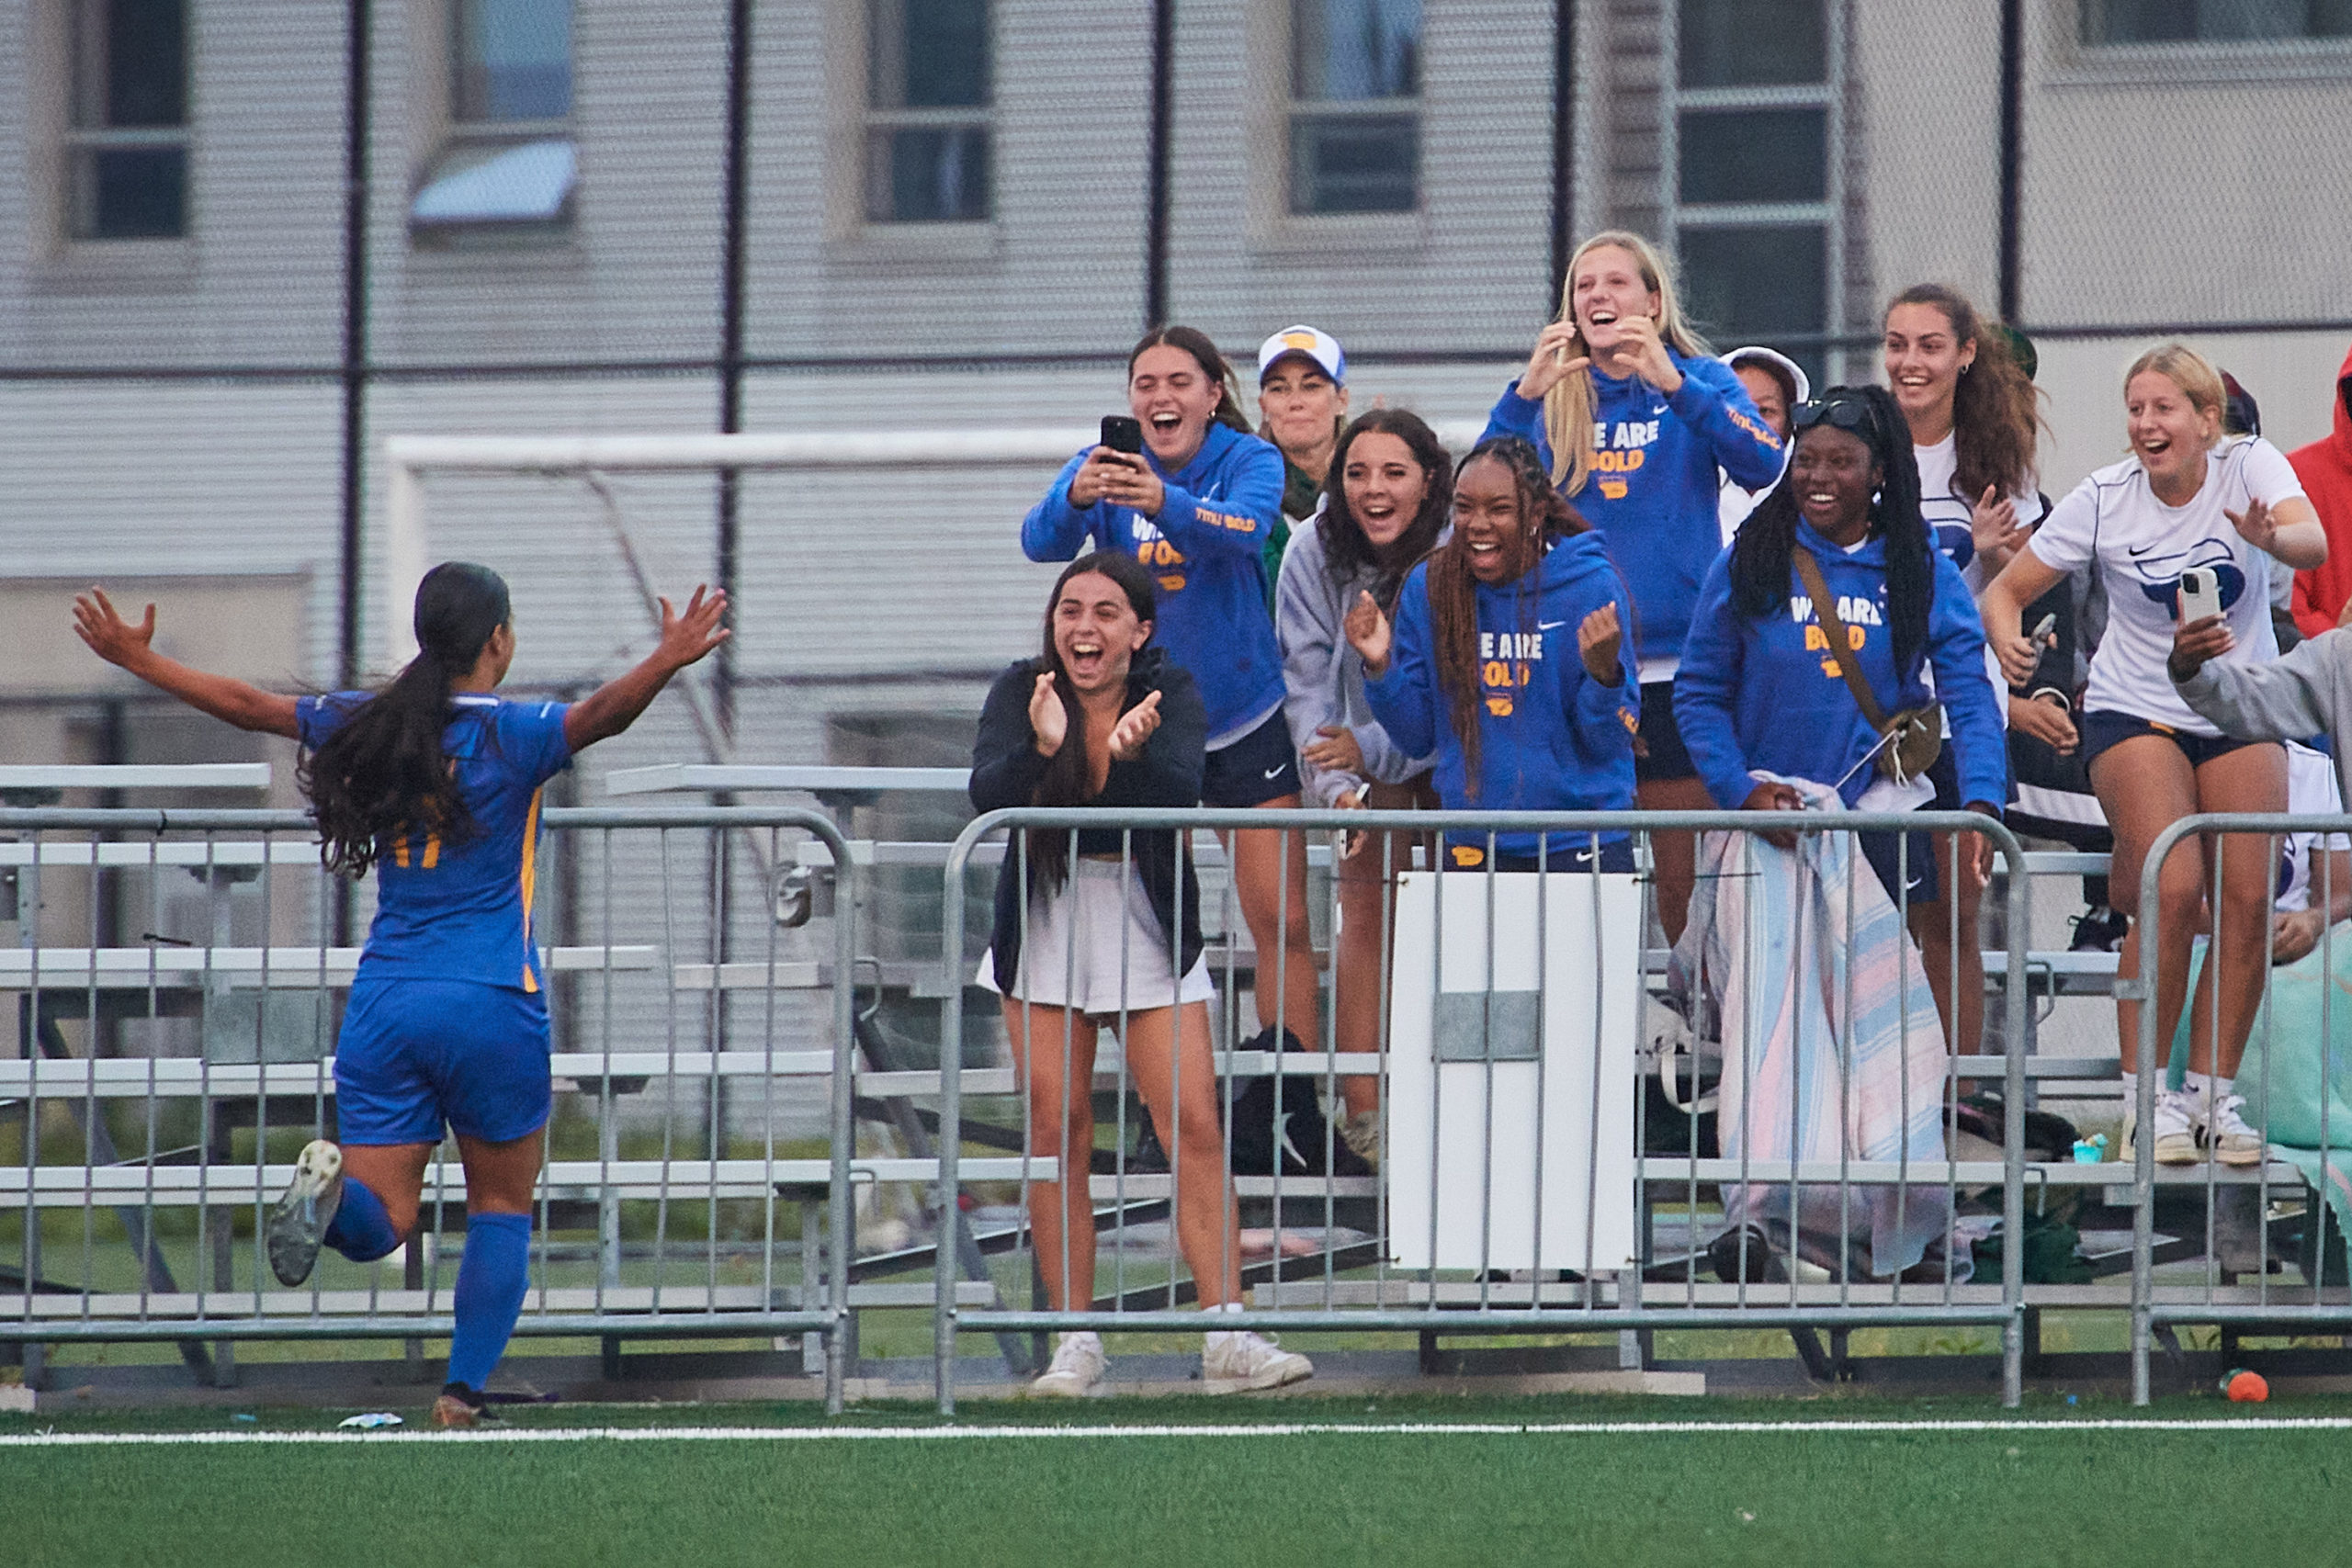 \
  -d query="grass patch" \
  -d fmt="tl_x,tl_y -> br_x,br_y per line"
7,1394 -> 2352,1567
